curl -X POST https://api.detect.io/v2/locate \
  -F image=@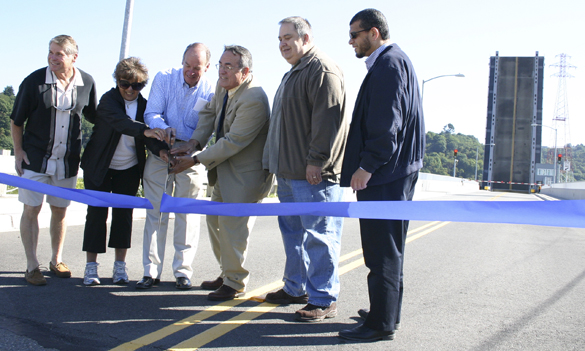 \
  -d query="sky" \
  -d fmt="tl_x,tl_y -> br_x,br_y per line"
1,0 -> 584,147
